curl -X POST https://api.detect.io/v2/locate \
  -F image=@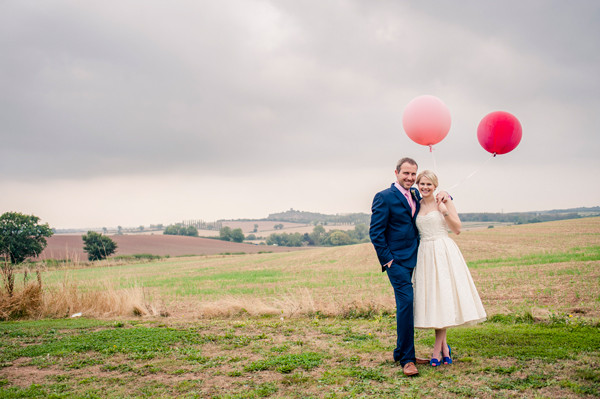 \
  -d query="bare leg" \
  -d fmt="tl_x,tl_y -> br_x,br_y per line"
432,329 -> 447,360
441,330 -> 450,358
